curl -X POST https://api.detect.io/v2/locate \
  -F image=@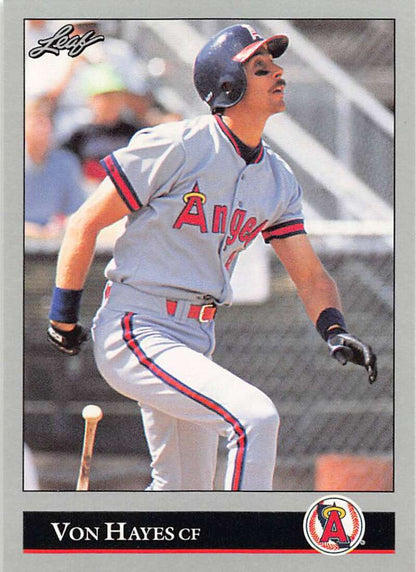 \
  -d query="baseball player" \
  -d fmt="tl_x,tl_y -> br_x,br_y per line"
47,24 -> 377,491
